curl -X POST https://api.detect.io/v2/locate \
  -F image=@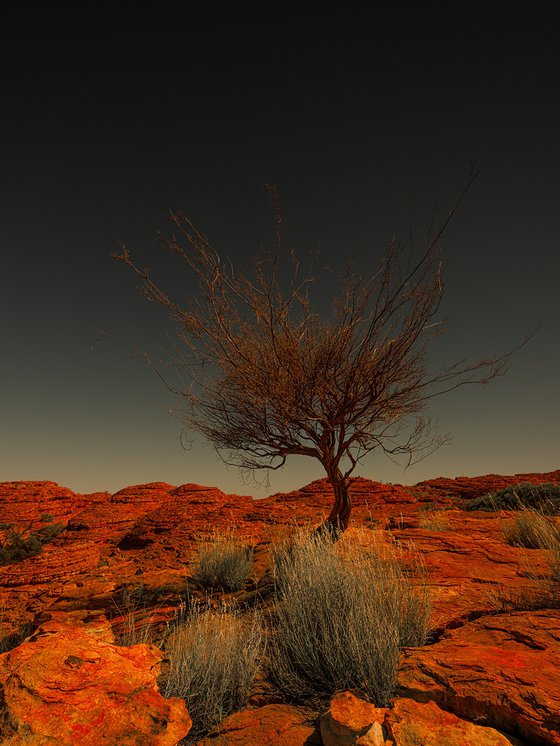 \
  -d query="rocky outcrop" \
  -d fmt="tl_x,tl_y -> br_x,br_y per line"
320,691 -> 518,745
1,470 -> 559,744
0,481 -> 89,533
398,610 -> 560,745
415,469 -> 560,501
387,514 -> 553,631
0,610 -> 191,744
